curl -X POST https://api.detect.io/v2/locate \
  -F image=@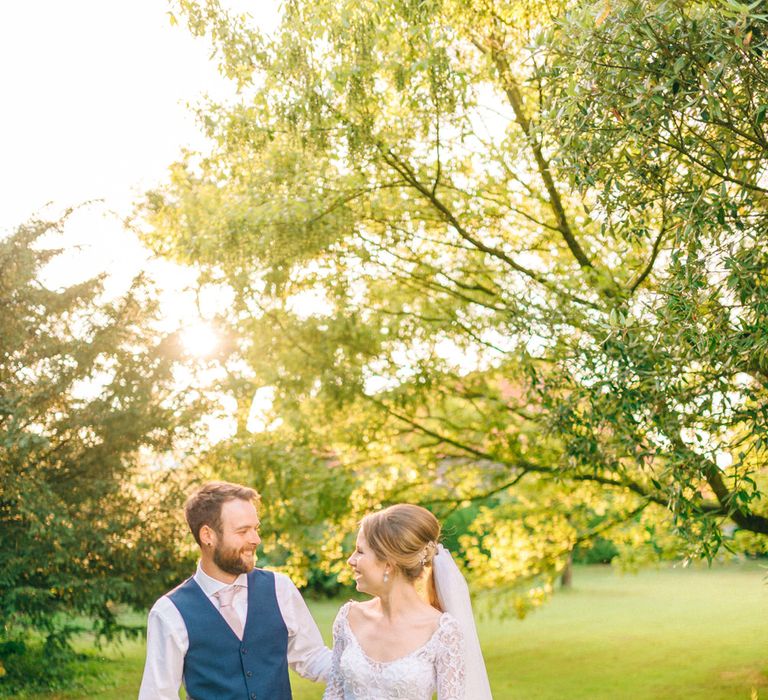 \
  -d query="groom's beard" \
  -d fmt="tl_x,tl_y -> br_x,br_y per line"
213,542 -> 256,575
